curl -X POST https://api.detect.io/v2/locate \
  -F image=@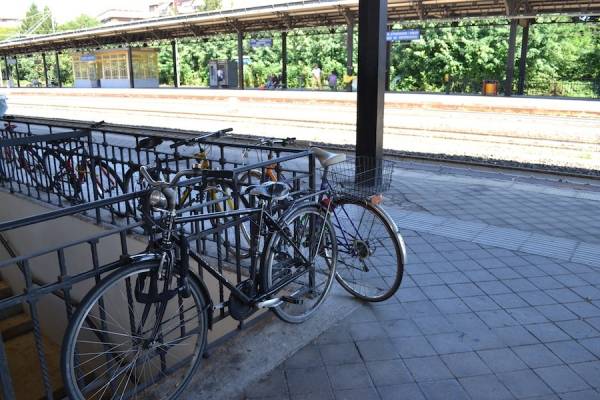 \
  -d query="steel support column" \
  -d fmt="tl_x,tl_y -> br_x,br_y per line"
171,40 -> 180,87
345,16 -> 354,92
504,20 -> 518,96
42,53 -> 49,88
385,41 -> 391,91
356,0 -> 387,161
281,31 -> 288,89
55,52 -> 62,88
517,20 -> 530,95
14,56 -> 20,88
237,30 -> 244,89
127,46 -> 135,88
